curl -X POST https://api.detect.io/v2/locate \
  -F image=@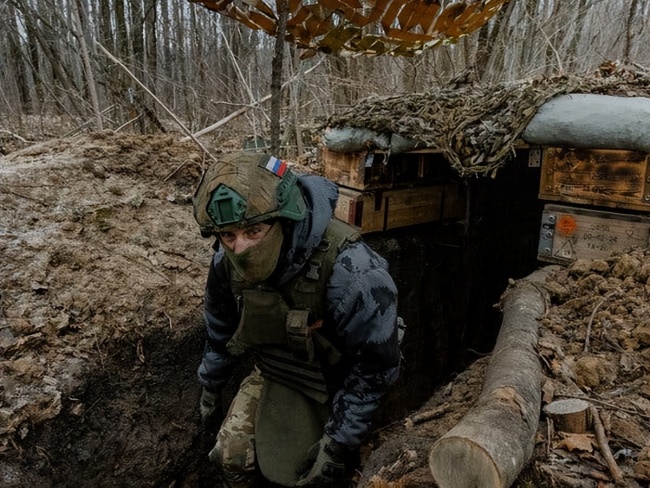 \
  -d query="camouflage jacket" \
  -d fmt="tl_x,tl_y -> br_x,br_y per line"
197,172 -> 401,448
